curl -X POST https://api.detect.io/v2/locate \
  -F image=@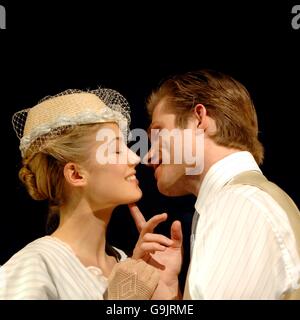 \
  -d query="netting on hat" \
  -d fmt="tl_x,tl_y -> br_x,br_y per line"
12,88 -> 131,158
